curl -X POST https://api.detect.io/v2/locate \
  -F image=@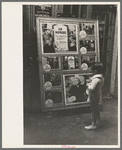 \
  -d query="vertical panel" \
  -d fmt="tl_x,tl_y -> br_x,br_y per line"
54,5 -> 58,17
30,5 -> 34,31
81,5 -> 87,18
63,5 -> 71,14
114,60 -> 118,98
87,5 -> 92,19
58,5 -> 63,13
72,5 -> 79,18
110,12 -> 118,95
23,5 -> 31,34
70,5 -> 73,14
78,5 -> 81,18
54,5 -> 64,17
52,5 -> 55,17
